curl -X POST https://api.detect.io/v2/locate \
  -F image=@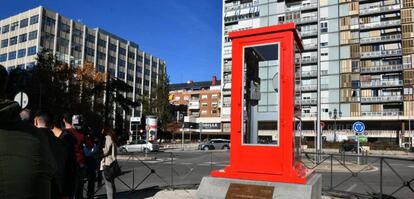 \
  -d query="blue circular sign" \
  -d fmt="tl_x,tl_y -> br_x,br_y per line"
353,121 -> 365,134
